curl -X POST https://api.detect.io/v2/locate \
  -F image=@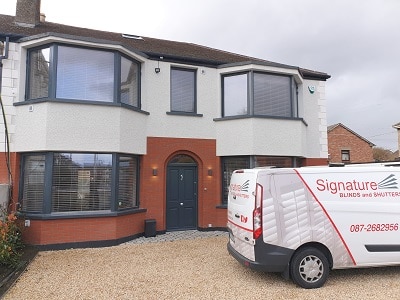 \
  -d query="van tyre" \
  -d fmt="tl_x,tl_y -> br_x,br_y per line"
290,247 -> 329,289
